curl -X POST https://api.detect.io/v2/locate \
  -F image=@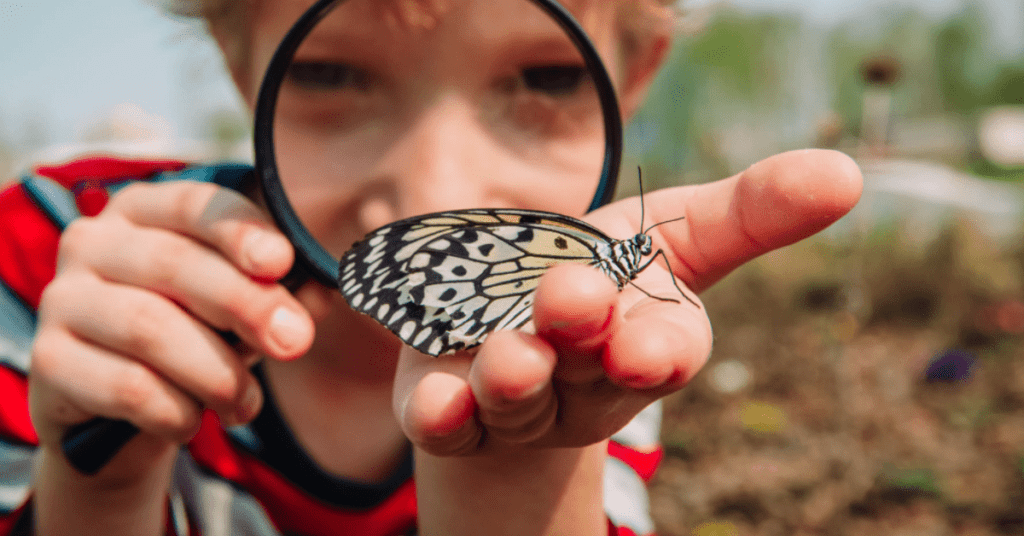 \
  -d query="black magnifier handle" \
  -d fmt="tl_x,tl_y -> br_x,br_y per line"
60,264 -> 310,475
61,417 -> 141,475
